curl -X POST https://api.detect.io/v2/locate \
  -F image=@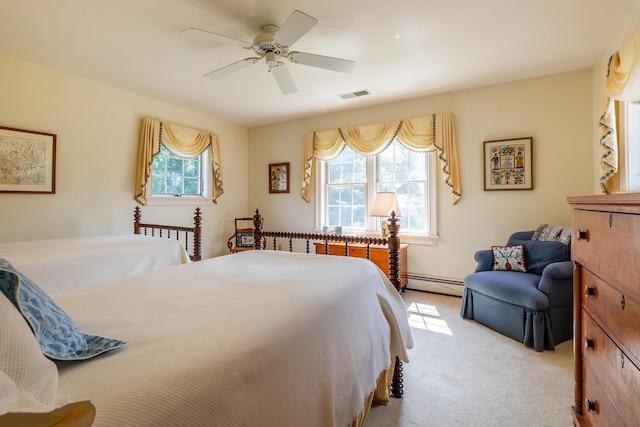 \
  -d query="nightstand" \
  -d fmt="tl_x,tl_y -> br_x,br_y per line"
313,242 -> 408,290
